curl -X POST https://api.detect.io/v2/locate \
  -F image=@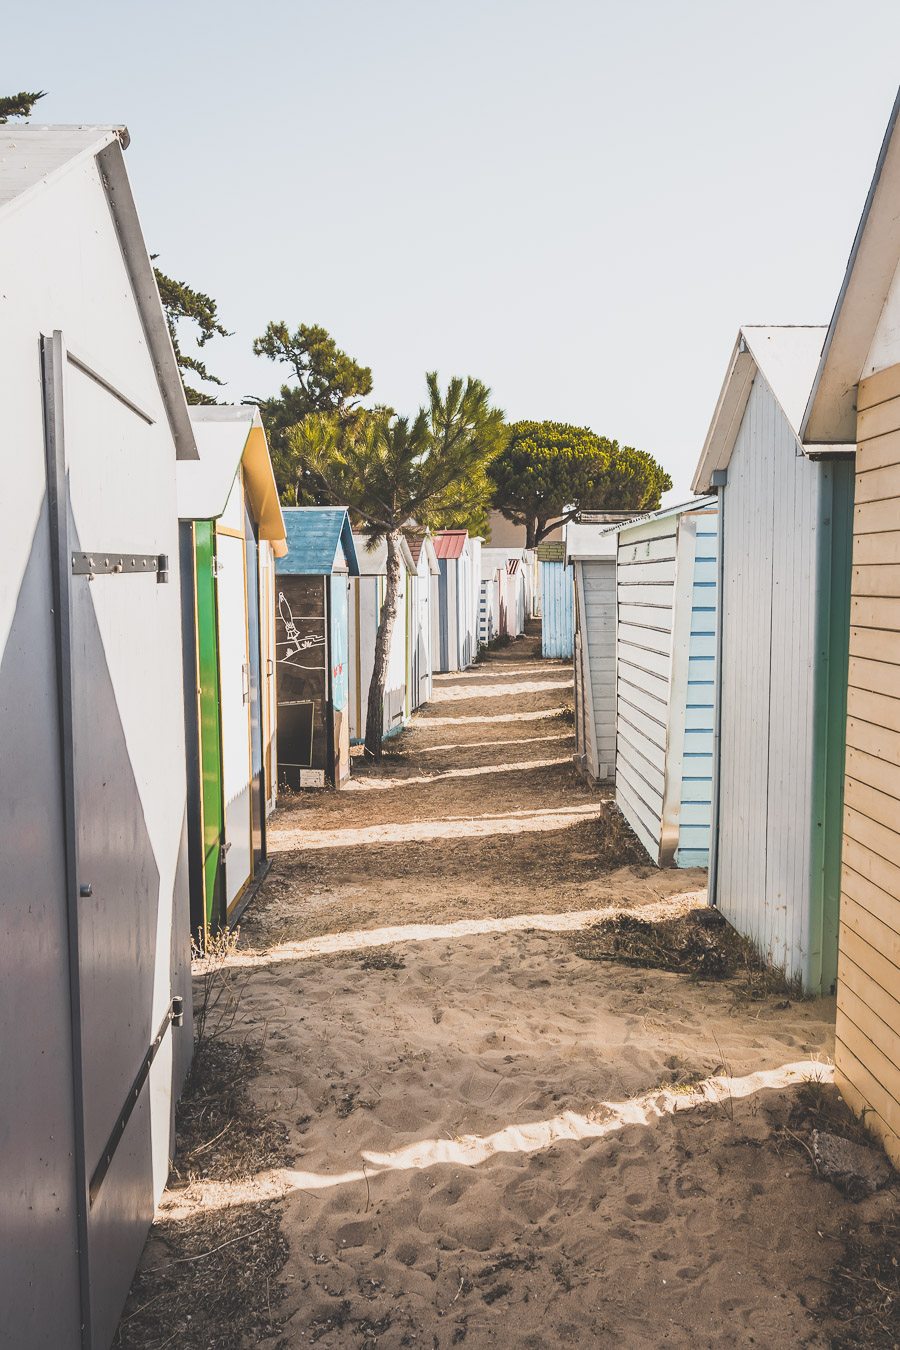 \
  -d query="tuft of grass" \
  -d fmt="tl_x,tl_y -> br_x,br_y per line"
592,801 -> 652,870
573,903 -> 799,995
